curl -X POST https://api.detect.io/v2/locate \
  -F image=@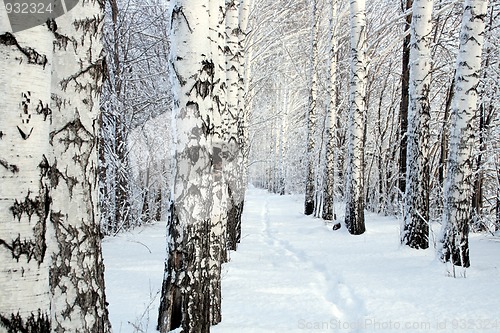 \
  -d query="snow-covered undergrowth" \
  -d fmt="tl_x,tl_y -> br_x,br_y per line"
103,187 -> 499,332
